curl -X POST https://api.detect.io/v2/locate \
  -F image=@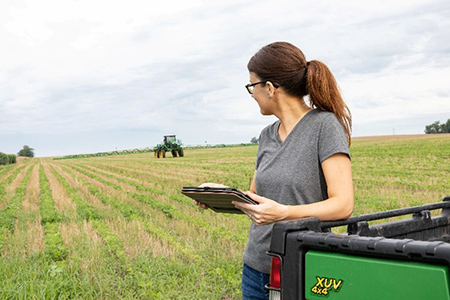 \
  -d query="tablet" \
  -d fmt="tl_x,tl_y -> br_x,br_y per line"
181,186 -> 258,214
